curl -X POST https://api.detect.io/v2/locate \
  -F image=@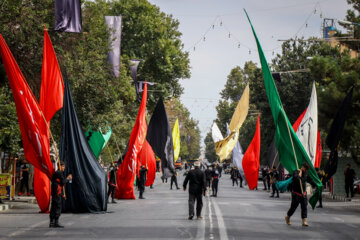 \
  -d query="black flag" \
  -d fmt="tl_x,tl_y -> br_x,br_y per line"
324,87 -> 353,181
266,137 -> 279,169
60,78 -> 107,213
146,98 -> 175,178
55,0 -> 82,33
